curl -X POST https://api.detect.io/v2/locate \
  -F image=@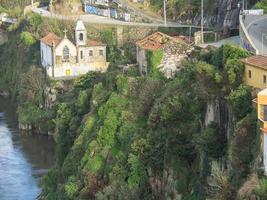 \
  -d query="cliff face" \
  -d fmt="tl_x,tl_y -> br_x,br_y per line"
189,0 -> 255,30
218,0 -> 240,29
